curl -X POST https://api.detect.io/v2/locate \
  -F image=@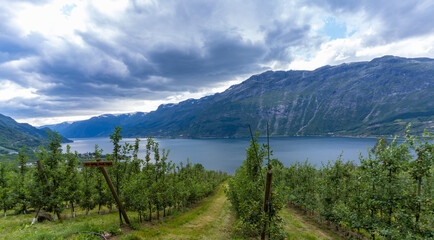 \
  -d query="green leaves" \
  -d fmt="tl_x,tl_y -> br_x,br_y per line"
281,131 -> 434,239
1,127 -> 228,226
226,133 -> 285,238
